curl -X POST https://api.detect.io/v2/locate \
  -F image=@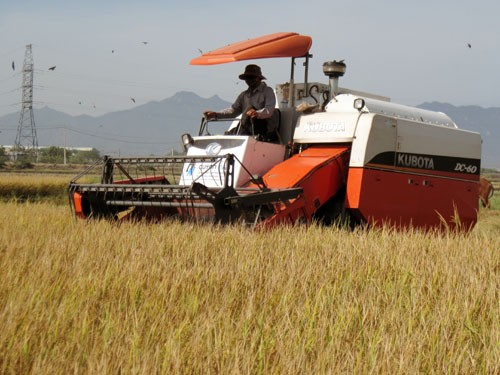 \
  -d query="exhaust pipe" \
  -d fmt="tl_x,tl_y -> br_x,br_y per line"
323,60 -> 346,100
